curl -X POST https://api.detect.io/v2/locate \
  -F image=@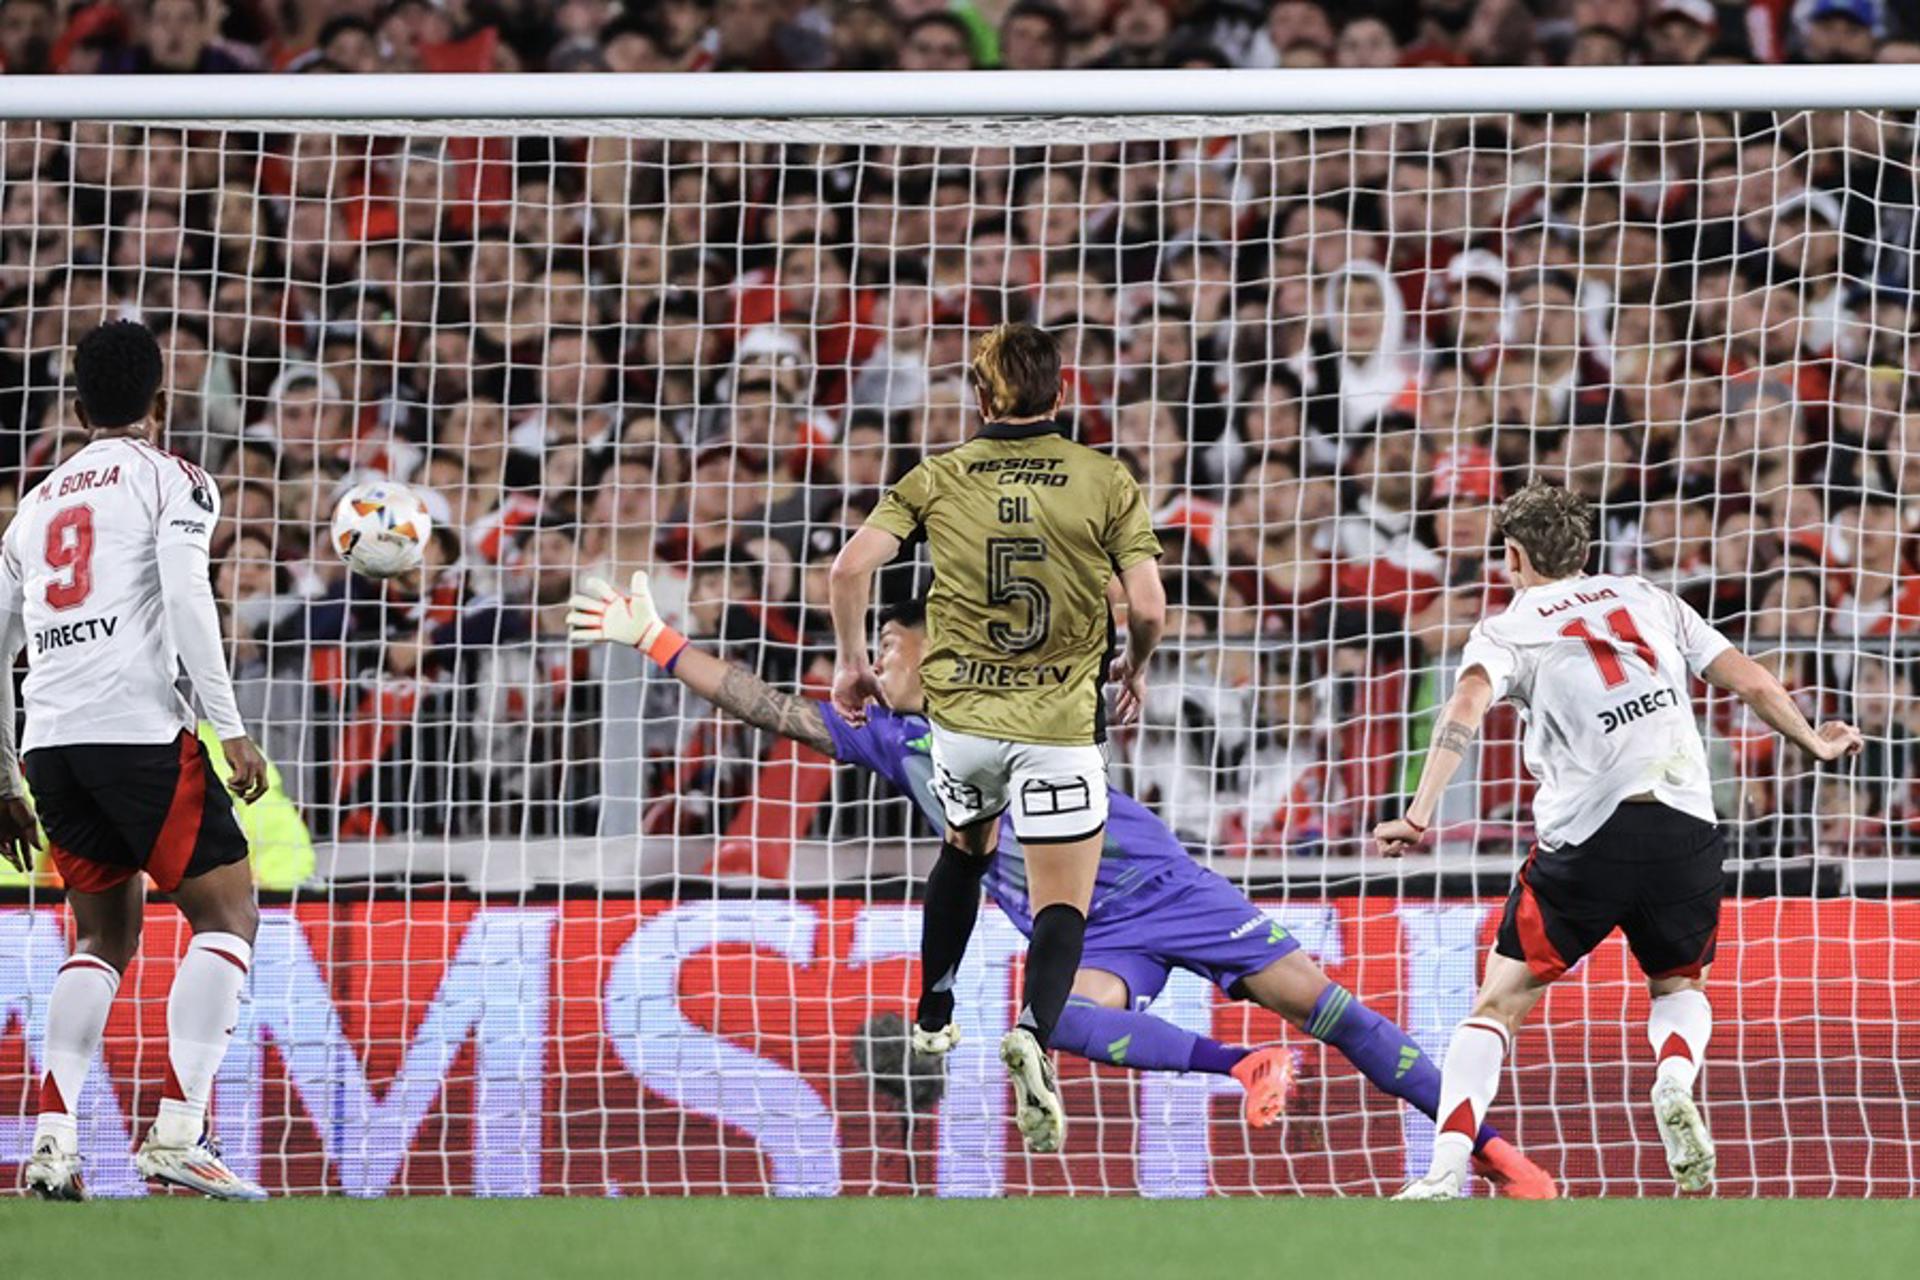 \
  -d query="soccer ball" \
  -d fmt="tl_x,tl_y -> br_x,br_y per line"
331,481 -> 432,580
